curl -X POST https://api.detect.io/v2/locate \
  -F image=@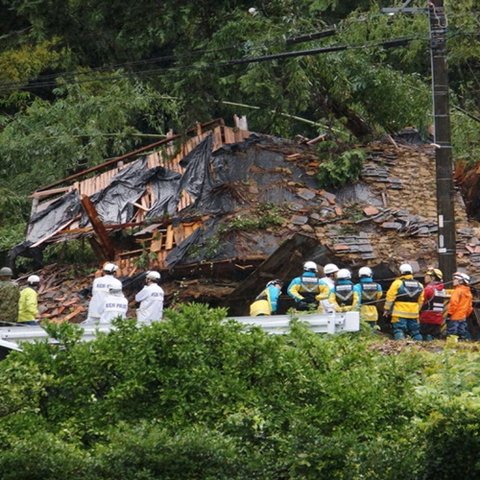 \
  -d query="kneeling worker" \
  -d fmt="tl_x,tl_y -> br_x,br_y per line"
250,279 -> 283,316
135,271 -> 164,324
